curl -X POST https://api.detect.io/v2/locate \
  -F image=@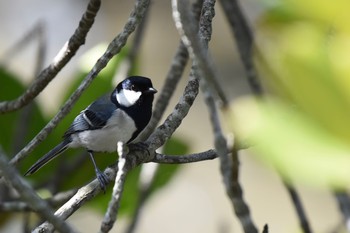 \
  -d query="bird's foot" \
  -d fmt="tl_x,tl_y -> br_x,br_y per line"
128,142 -> 150,155
95,169 -> 109,193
